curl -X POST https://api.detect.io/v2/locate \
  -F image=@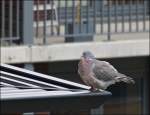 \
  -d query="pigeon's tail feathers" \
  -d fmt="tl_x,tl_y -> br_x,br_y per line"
115,73 -> 135,84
